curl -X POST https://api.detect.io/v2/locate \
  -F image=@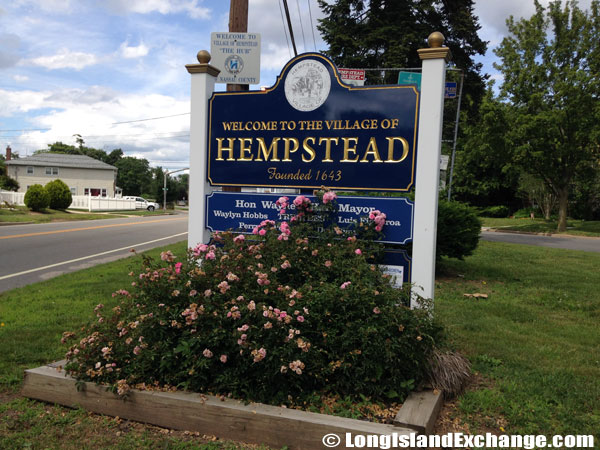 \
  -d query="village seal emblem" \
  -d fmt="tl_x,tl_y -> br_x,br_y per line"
284,59 -> 331,112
